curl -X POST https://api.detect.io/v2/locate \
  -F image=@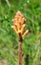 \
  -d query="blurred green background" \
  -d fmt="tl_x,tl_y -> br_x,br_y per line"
0,0 -> 41,65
